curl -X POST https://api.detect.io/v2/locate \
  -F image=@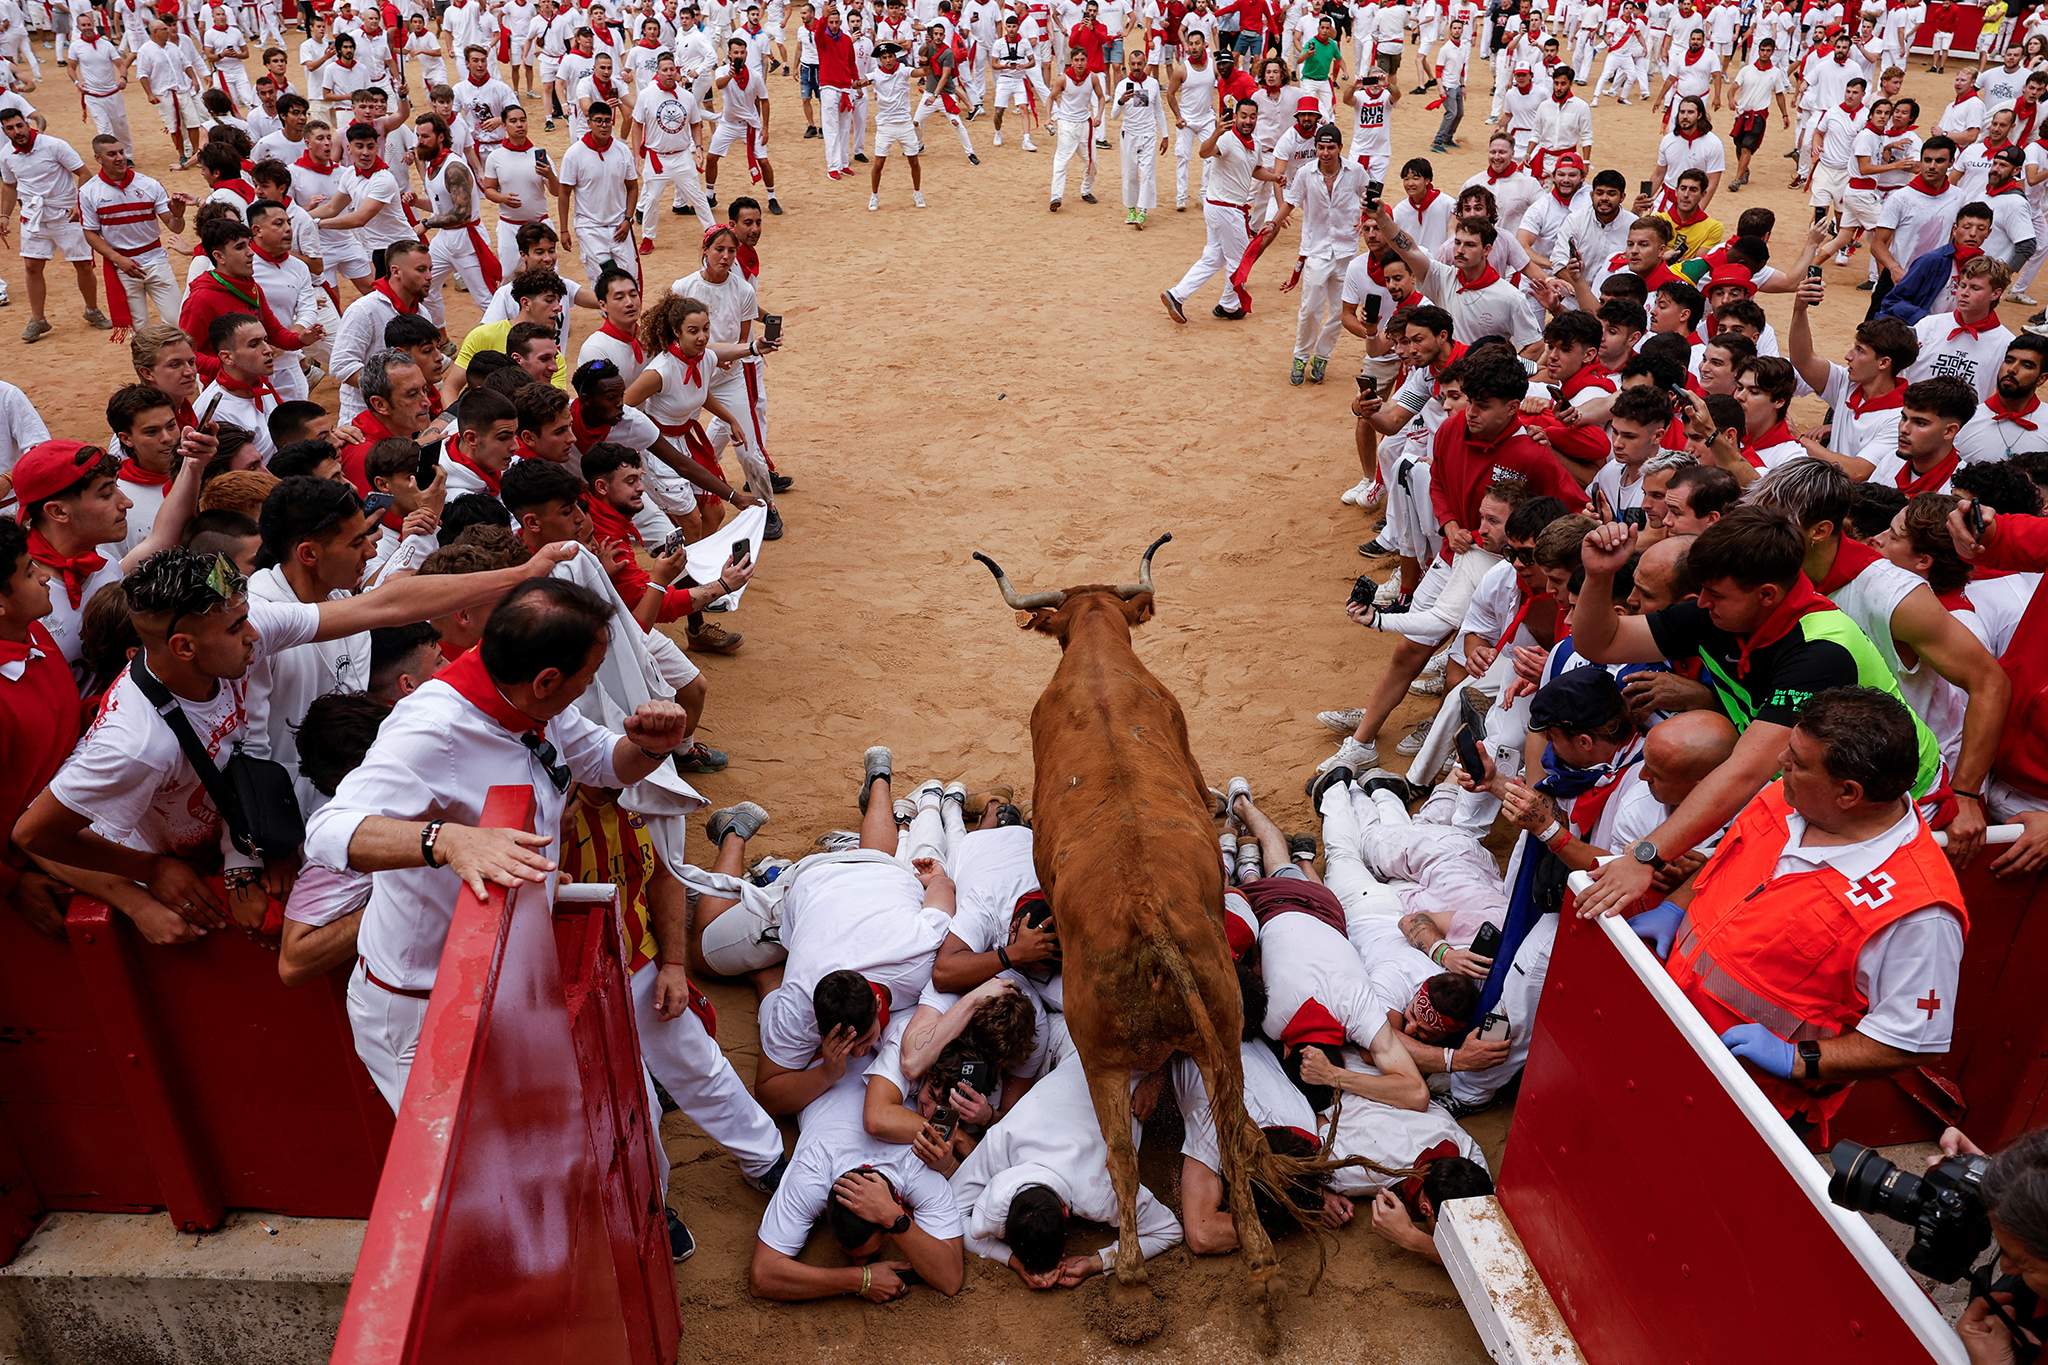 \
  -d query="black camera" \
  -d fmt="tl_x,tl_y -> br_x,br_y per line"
1829,1141 -> 1991,1283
